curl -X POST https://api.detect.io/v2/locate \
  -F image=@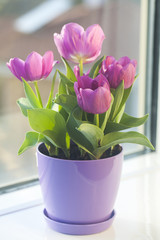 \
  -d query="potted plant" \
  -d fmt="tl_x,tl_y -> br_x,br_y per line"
7,23 -> 154,235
